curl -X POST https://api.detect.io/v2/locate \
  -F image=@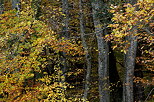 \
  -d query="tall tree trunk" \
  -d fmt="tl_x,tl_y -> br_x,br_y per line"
123,1 -> 137,102
12,0 -> 20,10
91,0 -> 109,102
0,0 -> 4,14
12,0 -> 20,16
123,28 -> 137,102
61,0 -> 69,82
62,0 -> 69,38
79,0 -> 91,100
124,0 -> 136,4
